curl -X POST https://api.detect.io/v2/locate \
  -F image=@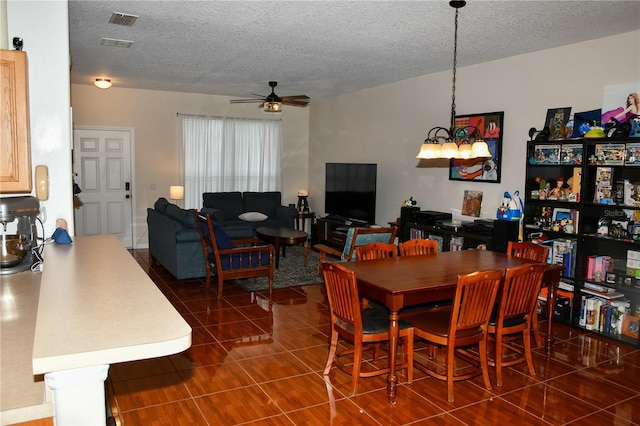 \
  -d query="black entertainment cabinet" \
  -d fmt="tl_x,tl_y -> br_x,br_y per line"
398,207 -> 518,253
